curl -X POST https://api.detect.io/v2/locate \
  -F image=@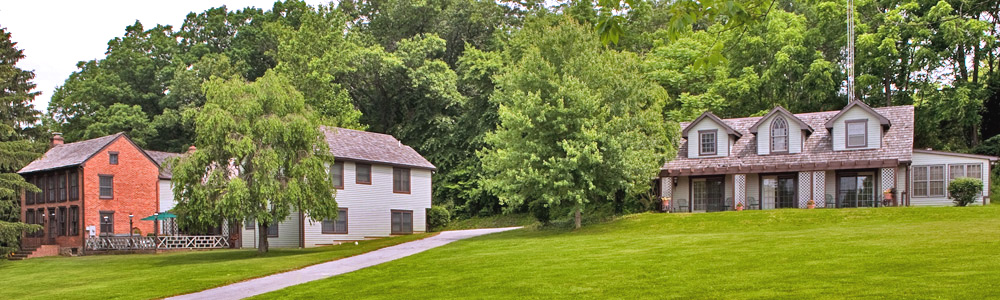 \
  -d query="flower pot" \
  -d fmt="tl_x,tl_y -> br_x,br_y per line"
736,205 -> 744,211
807,204 -> 815,209
883,193 -> 893,200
